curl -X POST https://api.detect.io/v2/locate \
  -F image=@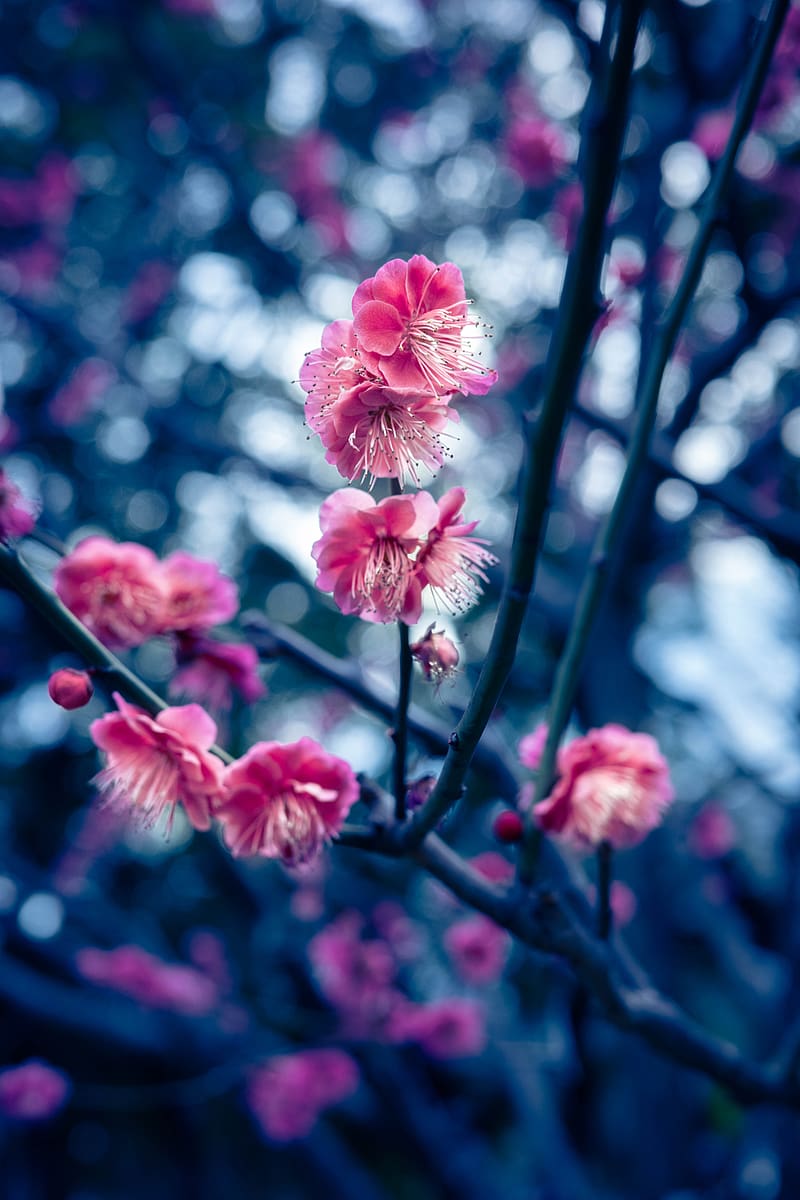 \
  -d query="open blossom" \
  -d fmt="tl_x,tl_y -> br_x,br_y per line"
170,635 -> 266,711
54,536 -> 166,648
534,724 -> 674,850
0,469 -> 36,540
217,738 -> 359,864
0,1061 -> 70,1121
444,915 -> 511,986
352,255 -> 497,397
416,487 -> 497,614
323,384 -> 455,488
76,944 -> 218,1016
301,319 -> 366,426
247,1050 -> 359,1142
312,488 -> 438,624
89,693 -> 224,831
158,551 -> 239,632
